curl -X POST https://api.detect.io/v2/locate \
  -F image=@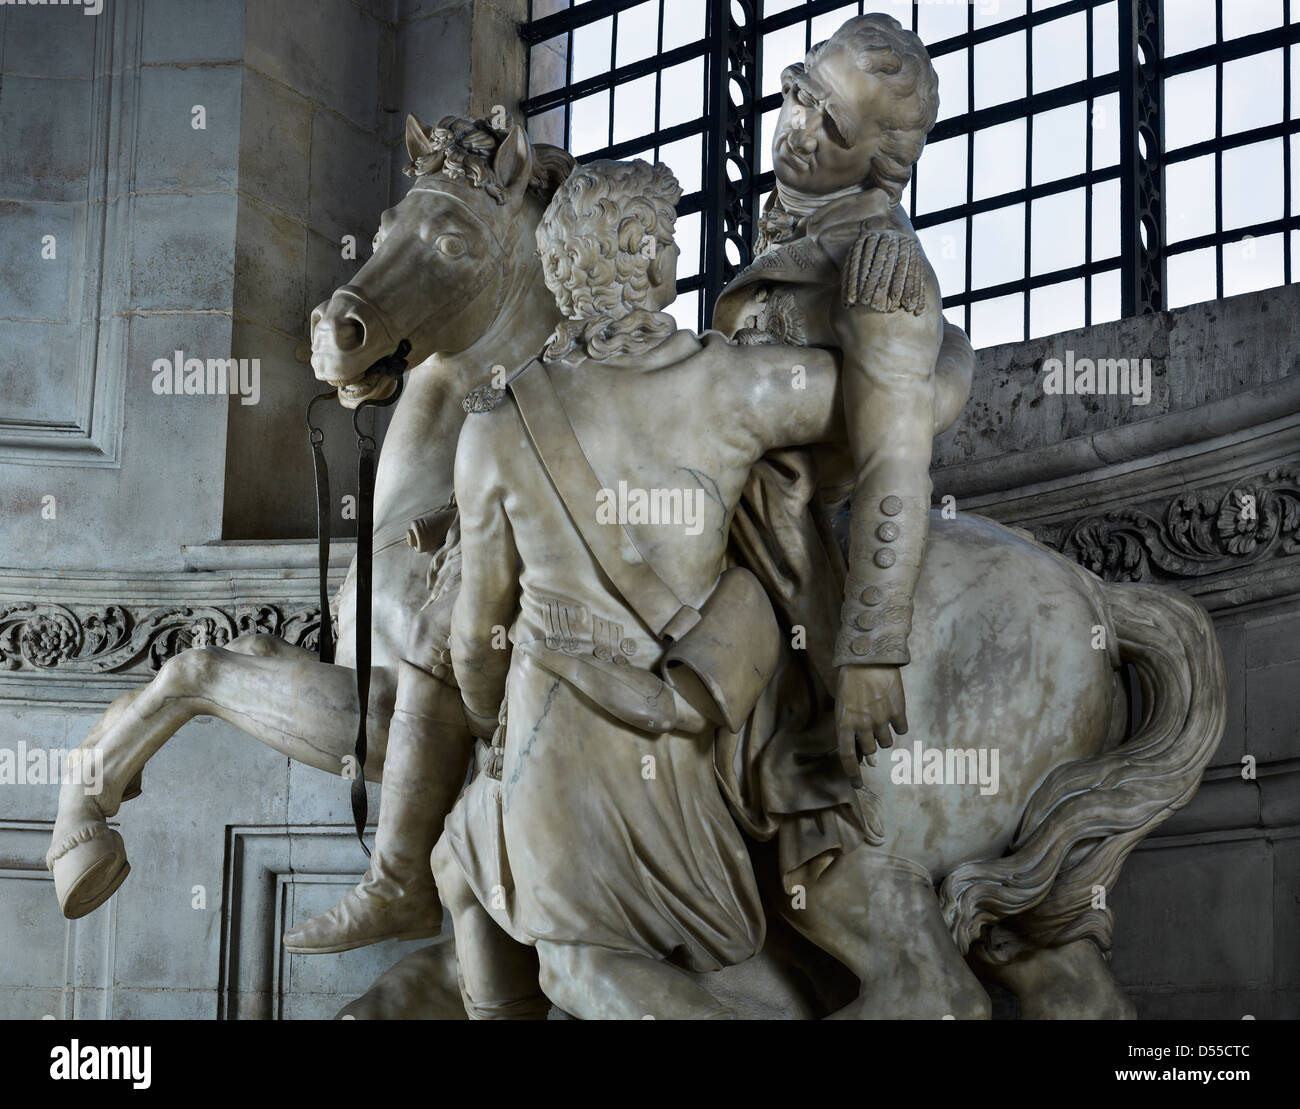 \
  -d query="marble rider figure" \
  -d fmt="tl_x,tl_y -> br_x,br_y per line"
703,11 -> 980,997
